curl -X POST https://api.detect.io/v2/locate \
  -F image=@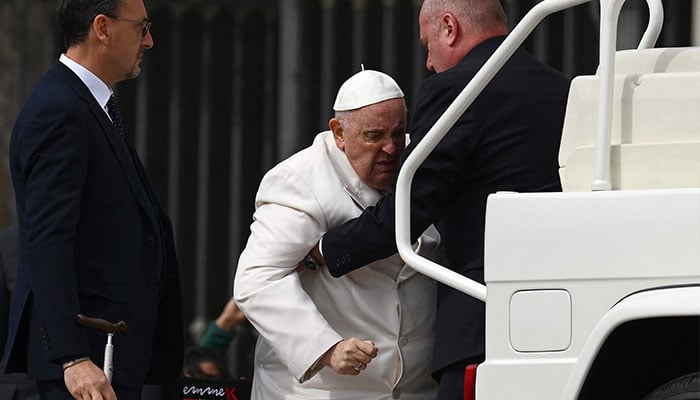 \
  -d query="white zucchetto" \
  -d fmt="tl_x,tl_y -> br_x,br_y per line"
333,70 -> 405,111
